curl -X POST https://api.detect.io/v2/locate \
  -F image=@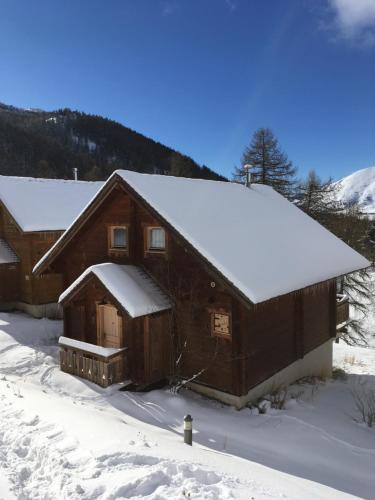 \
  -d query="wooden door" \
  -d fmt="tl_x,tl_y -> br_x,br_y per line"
98,304 -> 122,348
